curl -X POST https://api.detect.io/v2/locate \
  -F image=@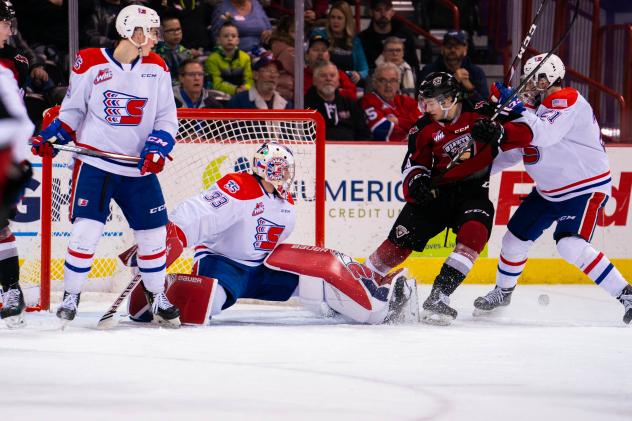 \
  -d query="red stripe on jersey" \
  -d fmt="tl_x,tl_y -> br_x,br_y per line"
138,249 -> 166,260
583,252 -> 604,275
500,254 -> 527,266
579,192 -> 607,240
540,171 -> 610,193
541,87 -> 579,109
67,248 -> 94,259
72,48 -> 109,74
